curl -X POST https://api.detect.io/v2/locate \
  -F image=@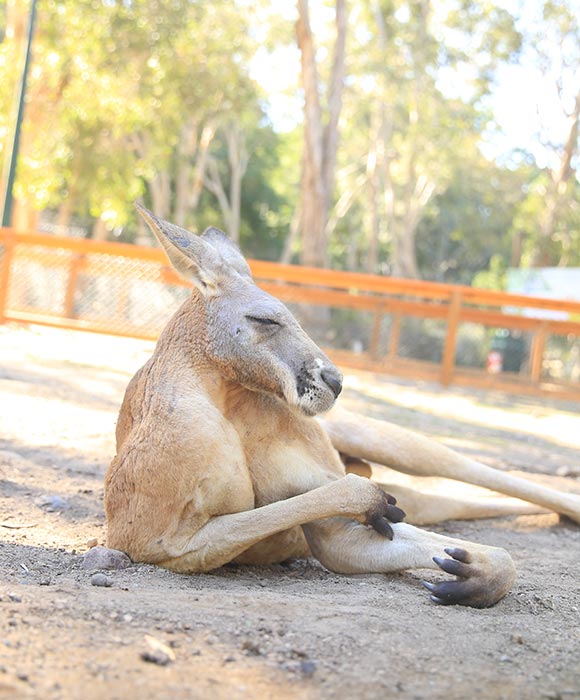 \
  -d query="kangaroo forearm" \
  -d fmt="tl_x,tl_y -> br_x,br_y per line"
157,475 -> 377,572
